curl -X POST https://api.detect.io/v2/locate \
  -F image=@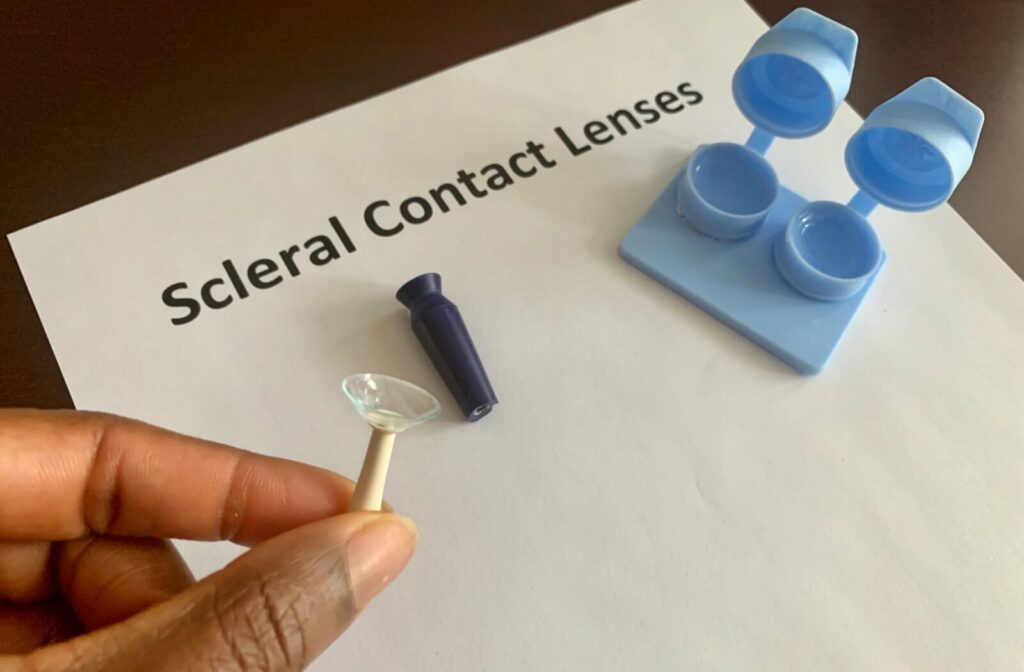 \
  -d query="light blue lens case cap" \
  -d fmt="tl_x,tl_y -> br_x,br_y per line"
733,7 -> 857,138
845,77 -> 984,211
